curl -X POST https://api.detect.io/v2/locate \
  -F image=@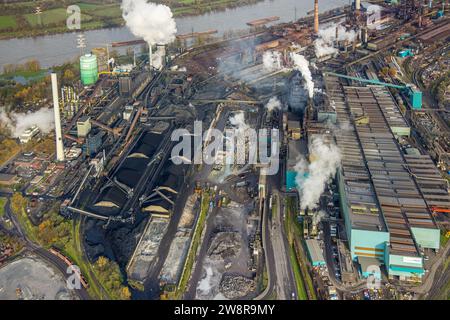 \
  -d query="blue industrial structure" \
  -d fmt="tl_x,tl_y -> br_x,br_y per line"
325,72 -> 423,109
